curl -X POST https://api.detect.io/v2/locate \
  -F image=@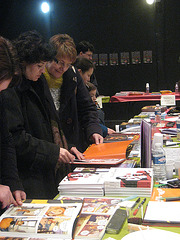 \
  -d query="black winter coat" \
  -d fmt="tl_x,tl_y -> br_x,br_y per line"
0,93 -> 23,192
2,77 -> 69,199
56,67 -> 102,151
